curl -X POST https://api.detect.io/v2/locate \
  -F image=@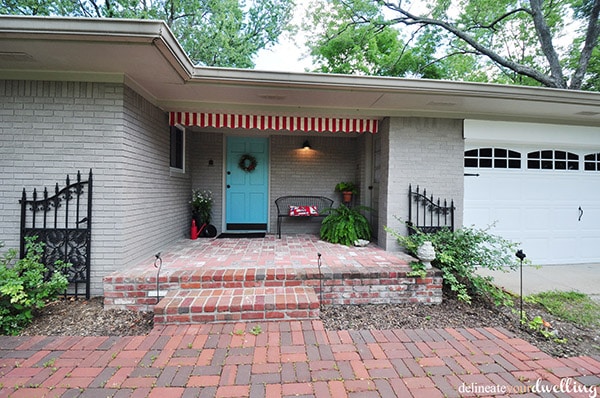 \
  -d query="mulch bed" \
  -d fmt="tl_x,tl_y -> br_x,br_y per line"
18,291 -> 599,358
